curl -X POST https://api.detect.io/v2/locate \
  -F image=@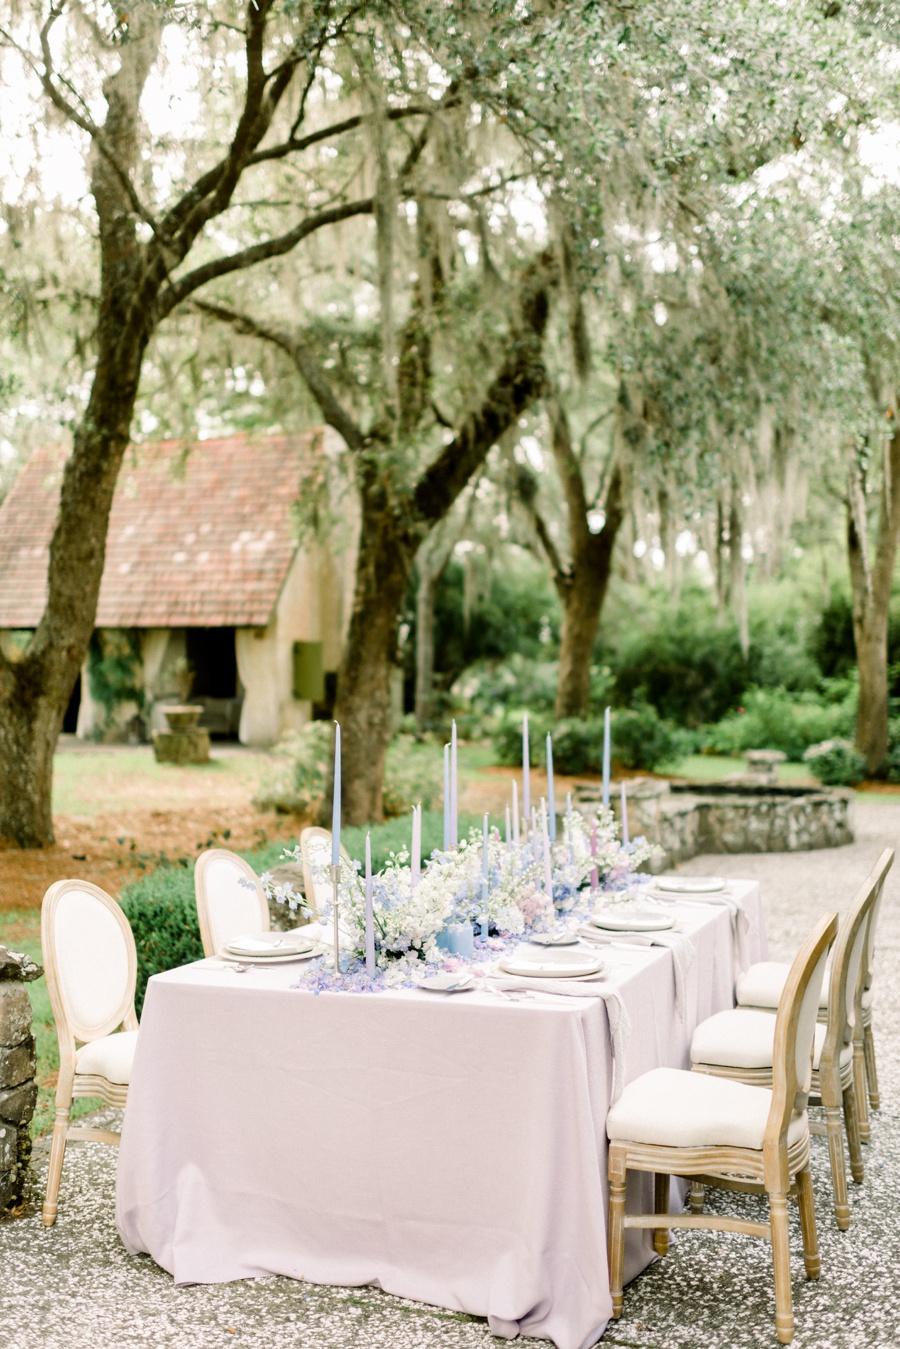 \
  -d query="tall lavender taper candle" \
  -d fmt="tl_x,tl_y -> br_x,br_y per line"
512,778 -> 520,845
411,804 -> 421,886
546,732 -> 556,841
481,812 -> 490,938
620,781 -> 629,845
